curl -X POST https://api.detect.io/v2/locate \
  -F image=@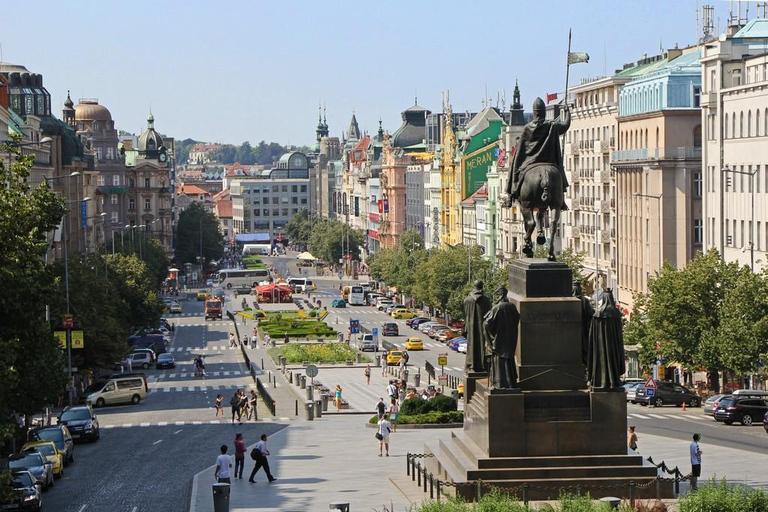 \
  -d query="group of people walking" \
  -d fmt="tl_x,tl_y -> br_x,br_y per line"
221,389 -> 258,424
215,433 -> 276,484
